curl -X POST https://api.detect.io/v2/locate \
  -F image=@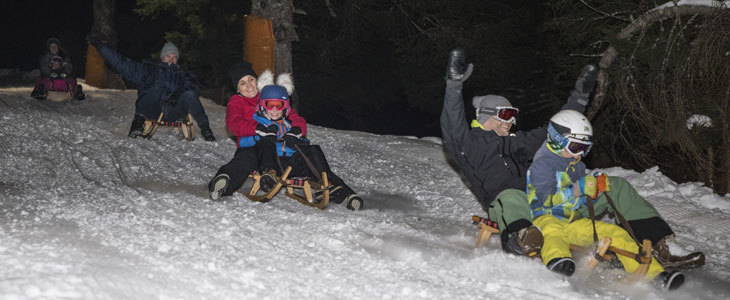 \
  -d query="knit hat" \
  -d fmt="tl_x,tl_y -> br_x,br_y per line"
47,38 -> 60,49
228,61 -> 258,89
472,95 -> 514,124
159,42 -> 180,59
